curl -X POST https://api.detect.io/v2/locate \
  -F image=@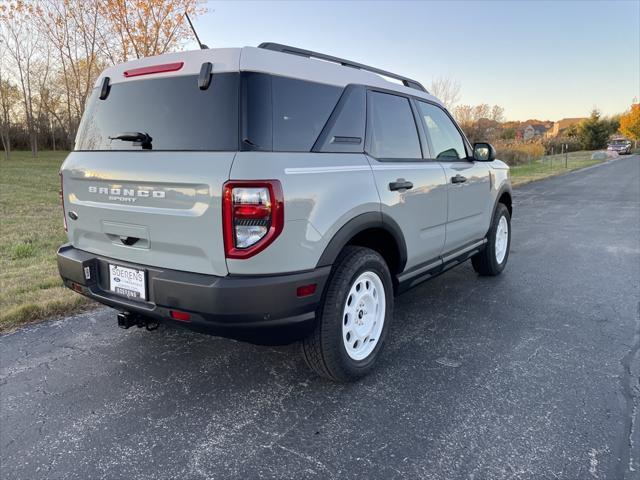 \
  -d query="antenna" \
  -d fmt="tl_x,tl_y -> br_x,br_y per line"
185,11 -> 208,50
